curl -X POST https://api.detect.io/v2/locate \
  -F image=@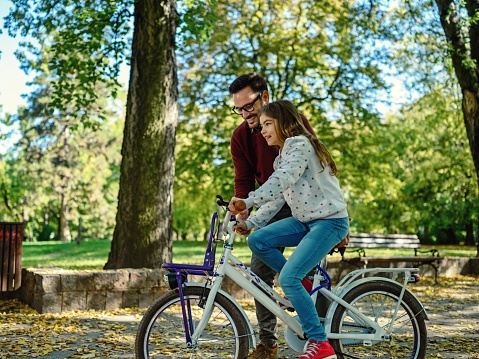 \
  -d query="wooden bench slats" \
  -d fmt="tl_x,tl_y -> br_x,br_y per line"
339,232 -> 443,283
348,240 -> 420,248
349,256 -> 440,262
348,233 -> 421,248
350,233 -> 419,239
